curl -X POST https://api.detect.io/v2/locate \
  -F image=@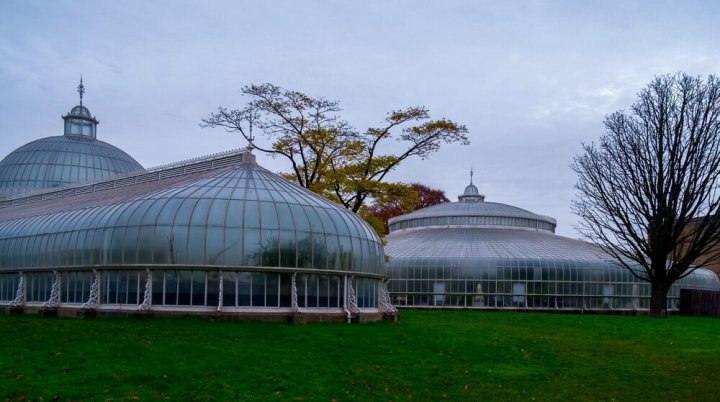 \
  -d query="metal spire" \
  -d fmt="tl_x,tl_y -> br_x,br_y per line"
470,168 -> 474,185
77,76 -> 85,106
245,113 -> 256,151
